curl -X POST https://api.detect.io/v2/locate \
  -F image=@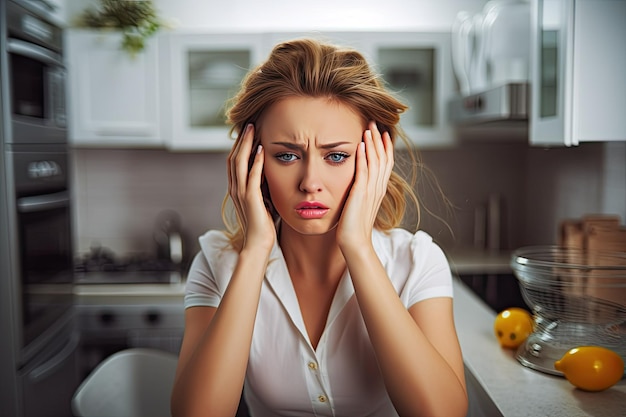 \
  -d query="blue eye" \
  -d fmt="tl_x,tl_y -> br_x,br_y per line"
276,152 -> 298,162
326,152 -> 349,164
